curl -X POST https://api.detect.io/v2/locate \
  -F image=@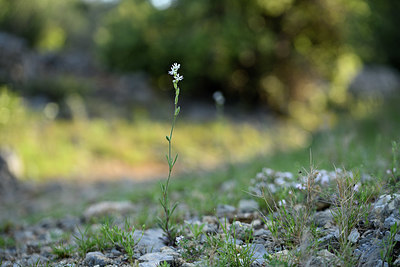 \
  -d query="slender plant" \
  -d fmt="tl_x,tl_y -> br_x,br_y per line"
157,63 -> 183,246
